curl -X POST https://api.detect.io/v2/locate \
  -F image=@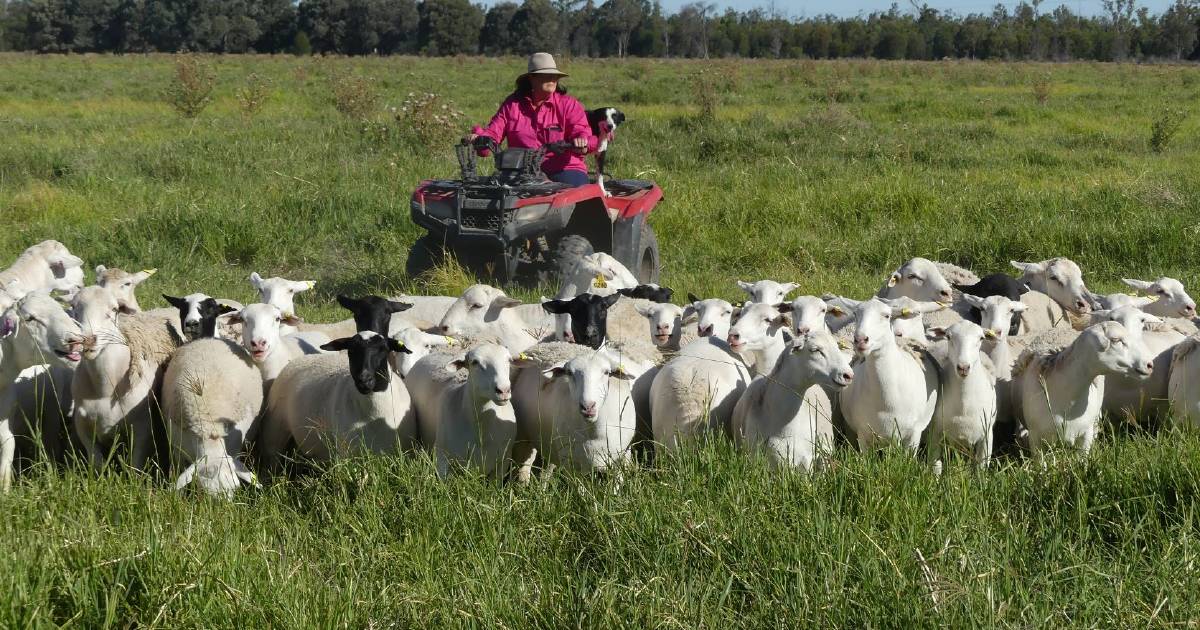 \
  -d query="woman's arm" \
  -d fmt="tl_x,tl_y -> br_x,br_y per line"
562,99 -> 598,153
472,100 -> 511,144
